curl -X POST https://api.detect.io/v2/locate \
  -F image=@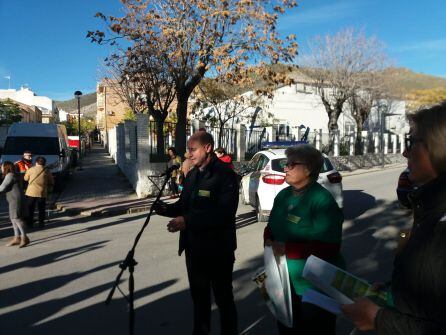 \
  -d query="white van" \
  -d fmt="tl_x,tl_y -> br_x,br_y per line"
1,123 -> 72,187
